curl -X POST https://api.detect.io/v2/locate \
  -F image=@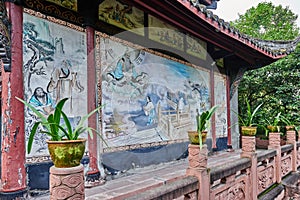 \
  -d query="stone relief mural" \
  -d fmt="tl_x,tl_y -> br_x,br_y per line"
99,36 -> 214,148
23,13 -> 87,156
